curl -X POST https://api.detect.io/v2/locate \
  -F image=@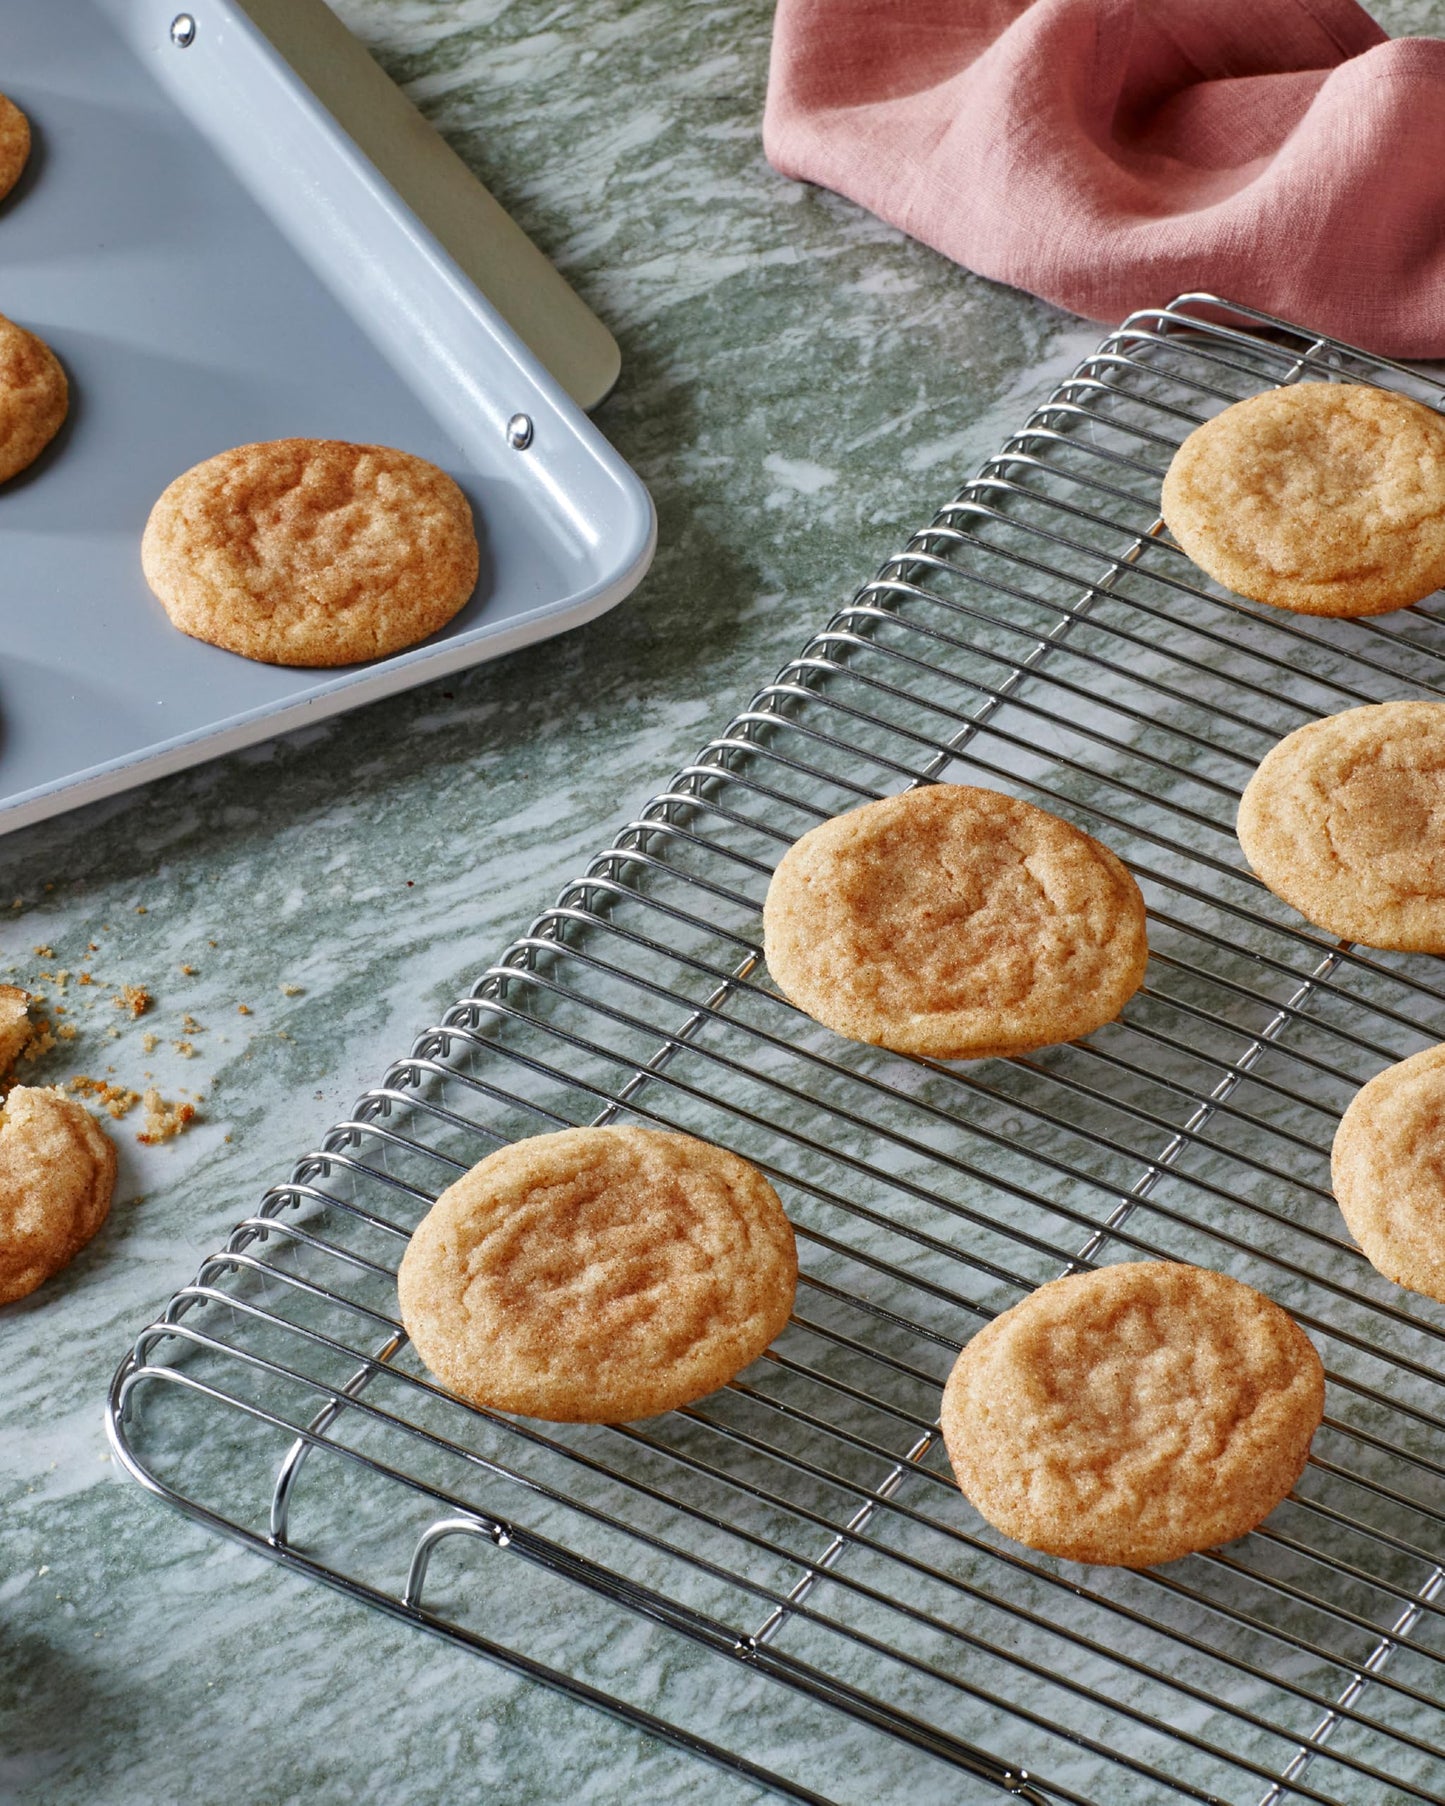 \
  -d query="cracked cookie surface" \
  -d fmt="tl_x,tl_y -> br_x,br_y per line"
941,1262 -> 1324,1567
1237,701 -> 1445,950
141,438 -> 479,667
1333,1044 -> 1445,1304
0,1086 -> 117,1306
0,313 -> 67,485
397,1126 -> 797,1423
1161,382 -> 1445,617
762,784 -> 1148,1061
